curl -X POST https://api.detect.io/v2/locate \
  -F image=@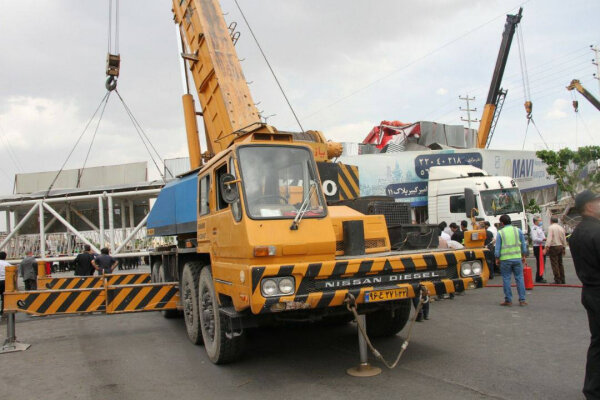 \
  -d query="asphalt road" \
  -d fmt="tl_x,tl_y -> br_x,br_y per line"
0,256 -> 589,400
